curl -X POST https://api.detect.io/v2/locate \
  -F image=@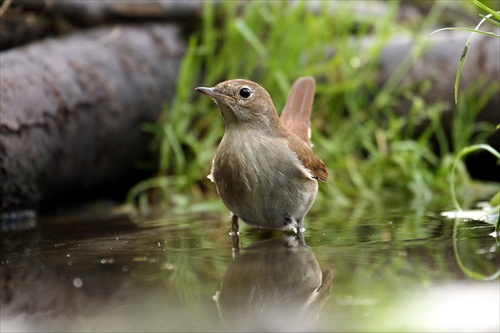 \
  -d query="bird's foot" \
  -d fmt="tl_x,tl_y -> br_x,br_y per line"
294,226 -> 306,244
294,226 -> 306,234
